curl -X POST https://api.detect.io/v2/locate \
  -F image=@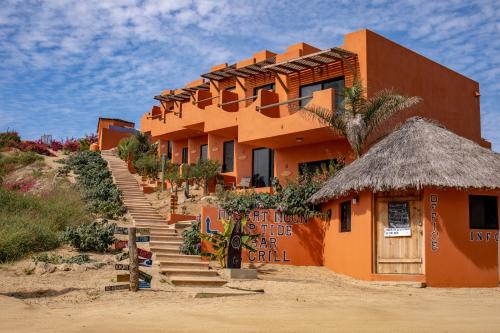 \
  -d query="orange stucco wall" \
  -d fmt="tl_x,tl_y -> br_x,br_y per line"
423,188 -> 499,287
342,29 -> 483,145
201,207 -> 324,266
322,191 -> 374,280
